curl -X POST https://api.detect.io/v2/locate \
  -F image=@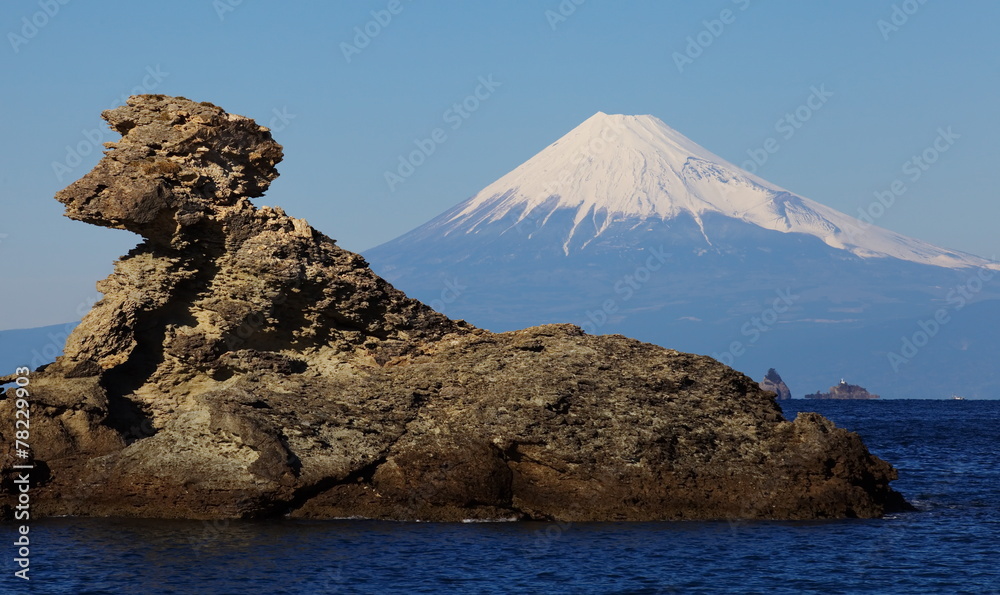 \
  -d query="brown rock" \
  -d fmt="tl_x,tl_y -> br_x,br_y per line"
759,368 -> 792,400
0,96 -> 910,521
